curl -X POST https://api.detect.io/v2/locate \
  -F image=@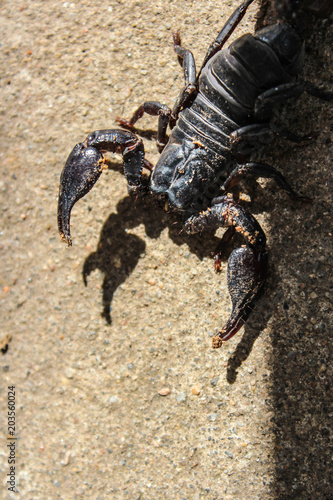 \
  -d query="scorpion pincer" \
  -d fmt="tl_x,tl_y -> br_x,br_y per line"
58,0 -> 332,349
